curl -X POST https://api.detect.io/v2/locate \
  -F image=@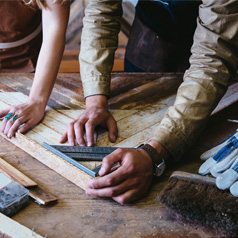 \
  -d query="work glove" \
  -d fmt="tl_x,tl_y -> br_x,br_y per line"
198,131 -> 238,196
